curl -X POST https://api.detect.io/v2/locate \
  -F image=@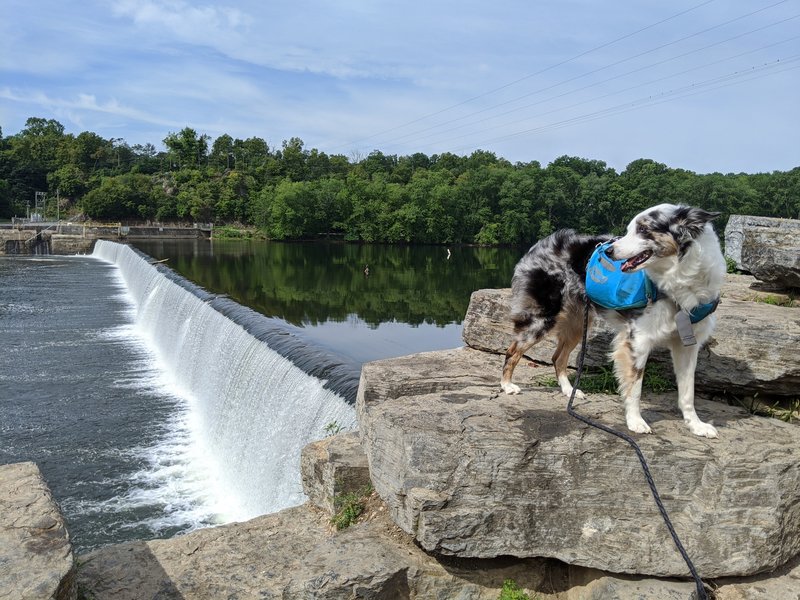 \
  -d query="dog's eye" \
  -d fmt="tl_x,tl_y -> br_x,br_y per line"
636,223 -> 648,235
